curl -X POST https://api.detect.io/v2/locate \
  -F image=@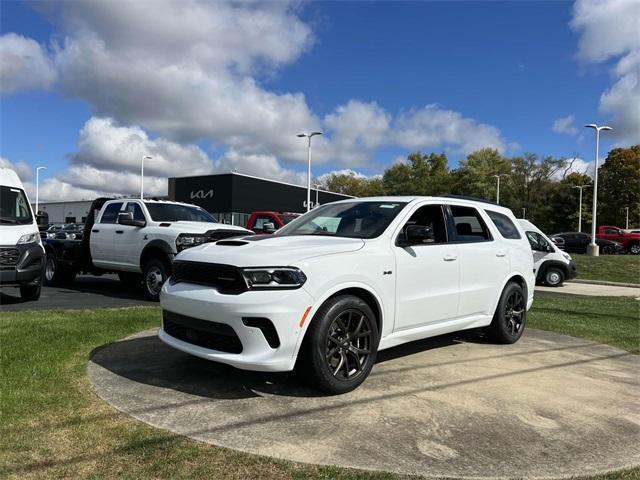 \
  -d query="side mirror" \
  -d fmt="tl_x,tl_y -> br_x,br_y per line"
117,212 -> 146,228
401,225 -> 435,246
619,231 -> 625,236
263,222 -> 277,234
